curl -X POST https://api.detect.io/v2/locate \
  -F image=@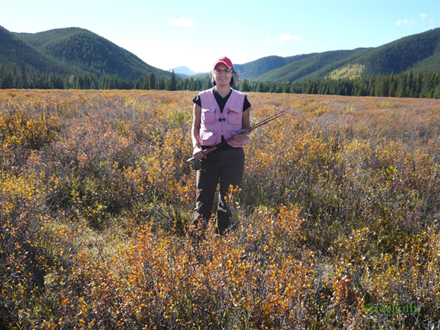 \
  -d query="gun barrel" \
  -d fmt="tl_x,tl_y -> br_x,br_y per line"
187,109 -> 289,163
